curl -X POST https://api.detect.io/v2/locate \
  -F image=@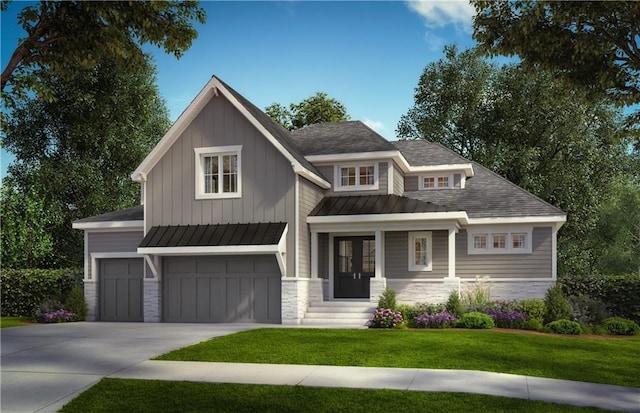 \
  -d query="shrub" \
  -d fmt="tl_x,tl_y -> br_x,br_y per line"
43,309 -> 76,323
568,294 -> 609,325
520,299 -> 546,324
485,310 -> 528,329
1,269 -> 77,317
368,308 -> 403,329
34,300 -> 64,323
414,311 -> 457,328
544,283 -> 571,324
461,276 -> 492,311
65,285 -> 88,321
560,274 -> 640,323
377,288 -> 397,311
456,311 -> 494,329
446,291 -> 465,317
600,317 -> 640,336
521,318 -> 543,331
547,319 -> 582,335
